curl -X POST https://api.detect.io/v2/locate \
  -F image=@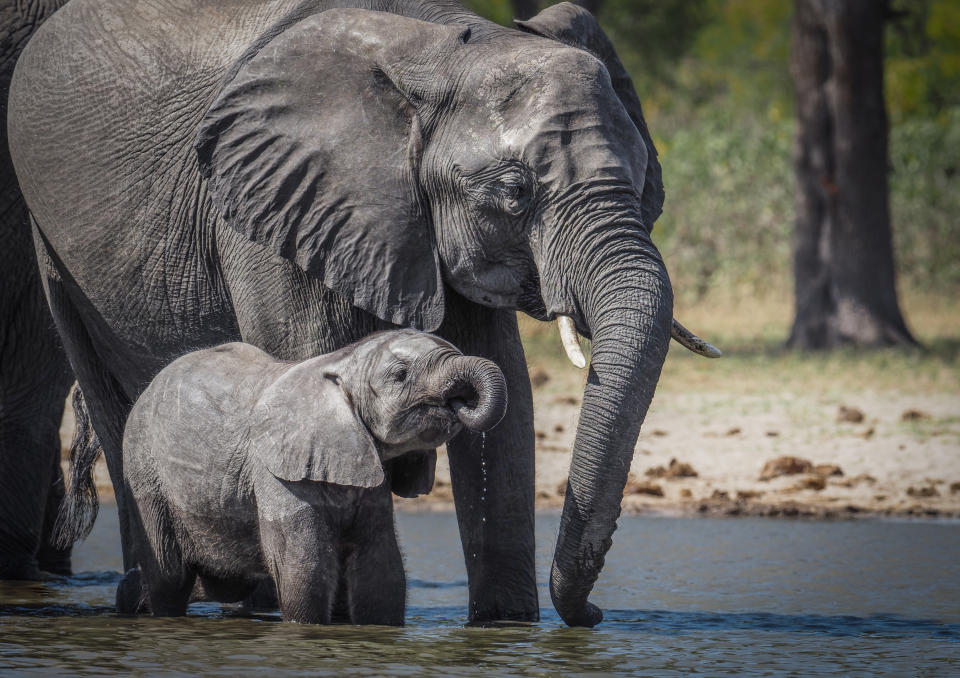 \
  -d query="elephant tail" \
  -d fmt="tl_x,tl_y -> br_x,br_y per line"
53,386 -> 102,549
